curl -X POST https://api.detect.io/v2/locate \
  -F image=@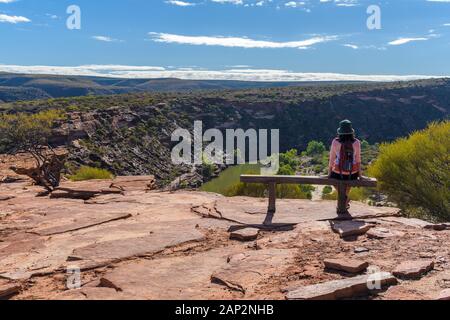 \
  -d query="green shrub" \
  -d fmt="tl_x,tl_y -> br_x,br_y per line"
279,149 -> 300,170
305,141 -> 326,156
369,121 -> 450,221
278,164 -> 295,175
224,182 -> 312,200
69,166 -> 113,181
322,187 -> 371,202
323,185 -> 333,195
